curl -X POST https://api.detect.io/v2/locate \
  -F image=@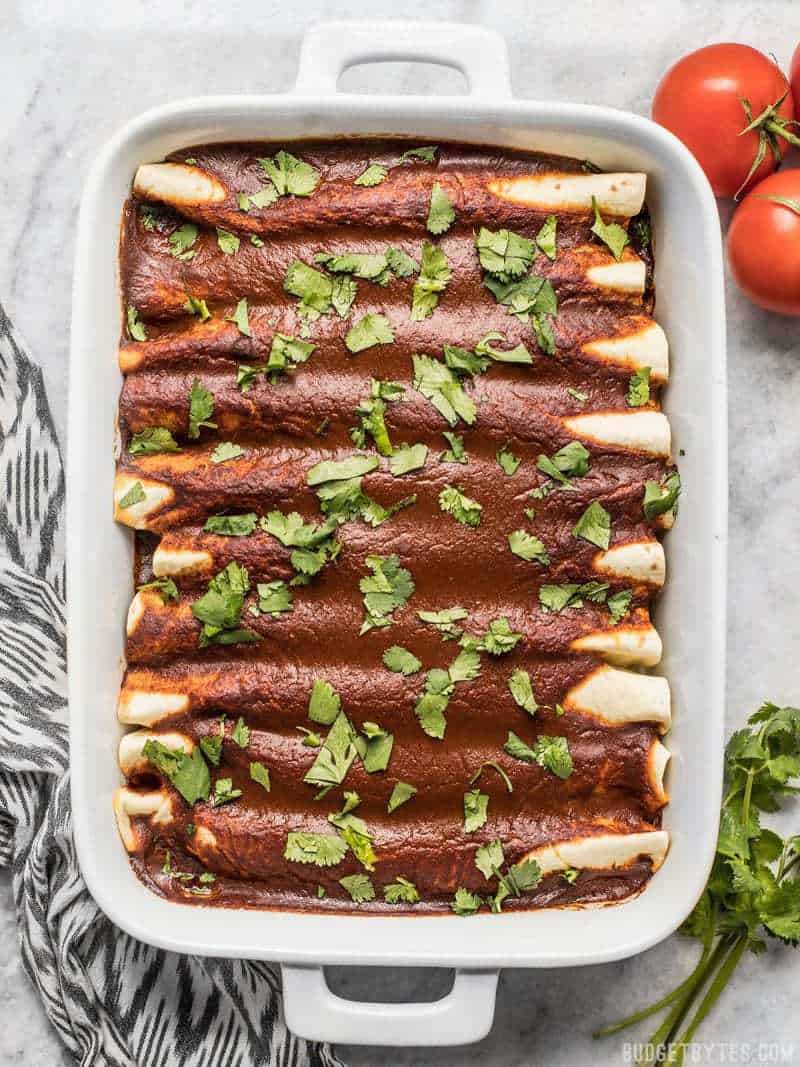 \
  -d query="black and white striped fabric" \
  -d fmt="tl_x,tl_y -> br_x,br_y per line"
0,301 -> 342,1067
